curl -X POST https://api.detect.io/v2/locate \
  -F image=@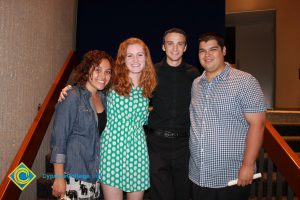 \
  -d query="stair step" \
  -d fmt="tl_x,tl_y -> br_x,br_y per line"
273,124 -> 300,137
282,136 -> 300,152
